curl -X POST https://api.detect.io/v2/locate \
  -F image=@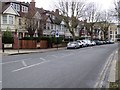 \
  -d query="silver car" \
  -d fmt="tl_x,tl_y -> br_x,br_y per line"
67,41 -> 80,49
